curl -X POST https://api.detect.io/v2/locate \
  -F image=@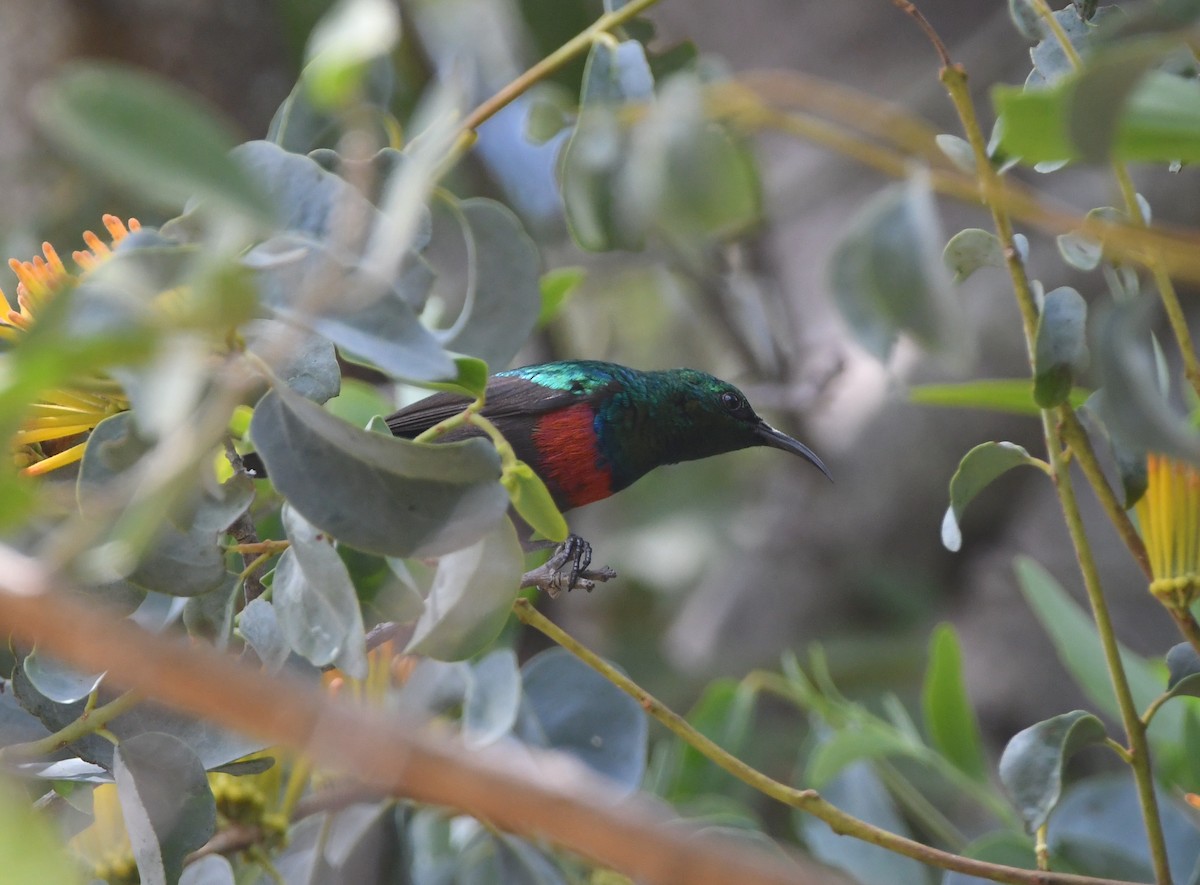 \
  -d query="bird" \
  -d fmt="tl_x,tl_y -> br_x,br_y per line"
386,360 -> 831,593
